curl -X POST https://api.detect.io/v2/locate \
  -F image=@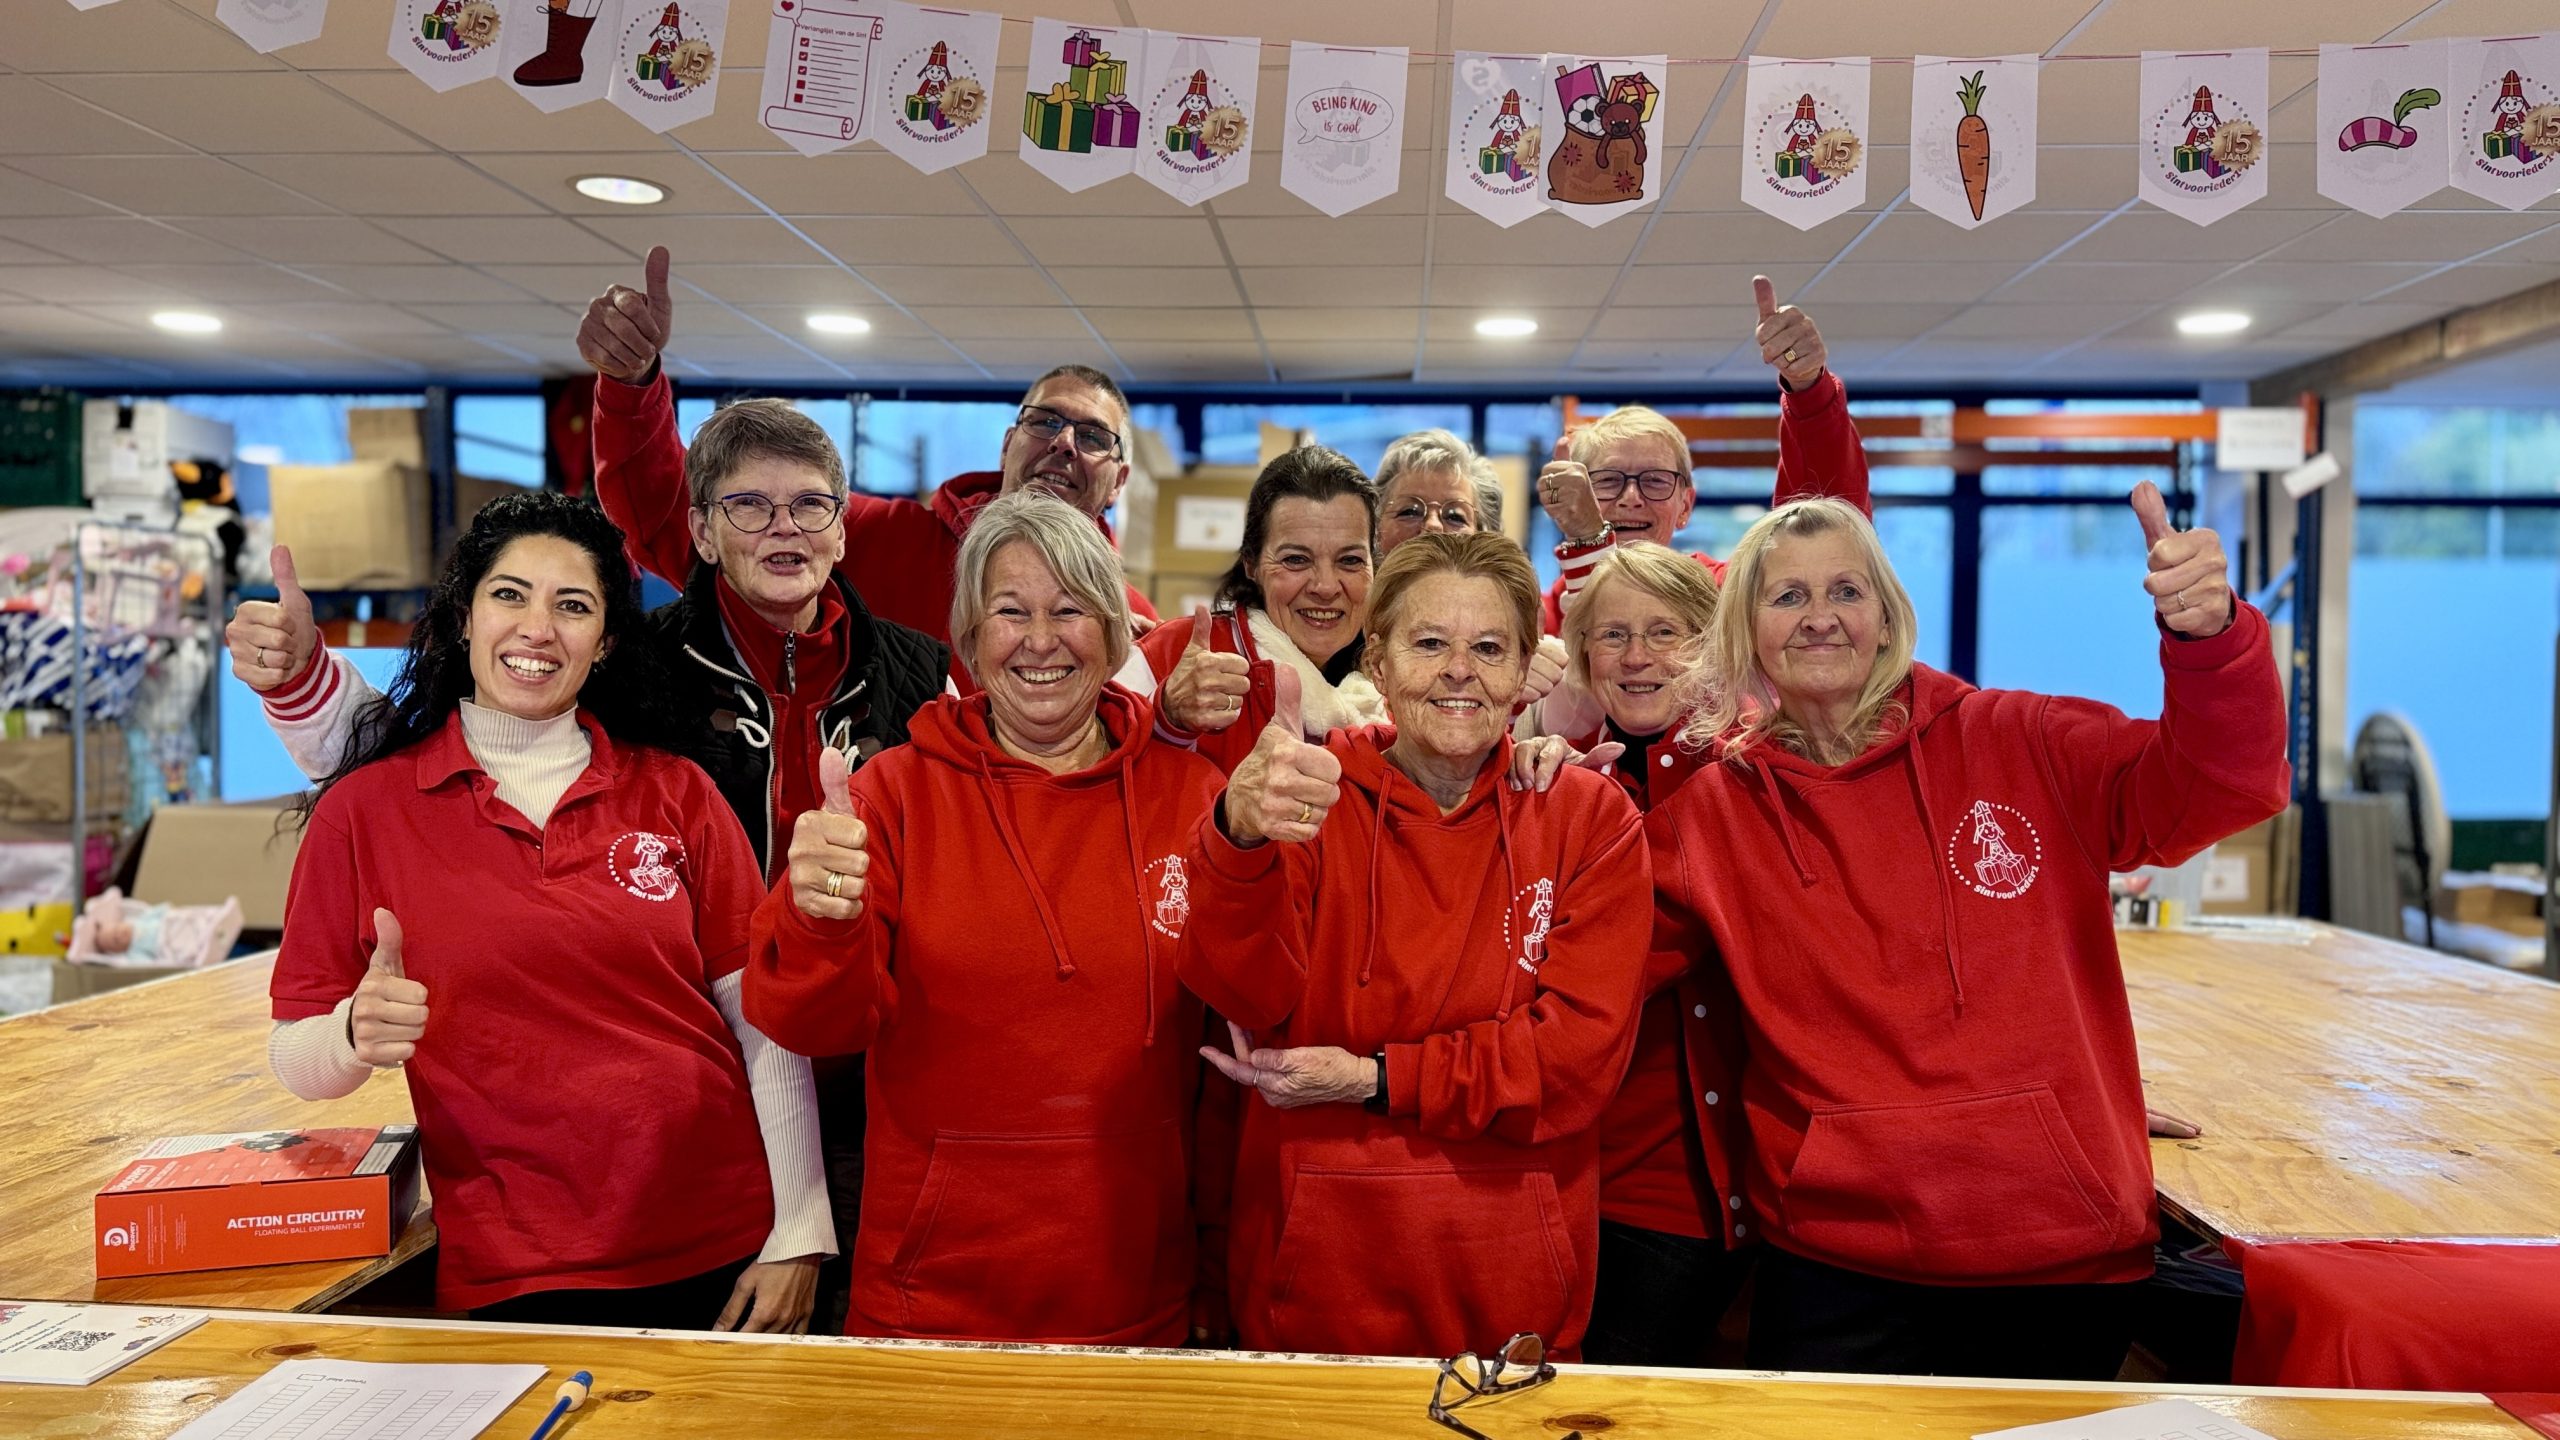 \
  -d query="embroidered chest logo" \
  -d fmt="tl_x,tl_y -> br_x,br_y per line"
1501,877 -> 1557,975
608,831 -> 686,902
1946,800 -> 2041,901
1146,855 -> 1191,939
